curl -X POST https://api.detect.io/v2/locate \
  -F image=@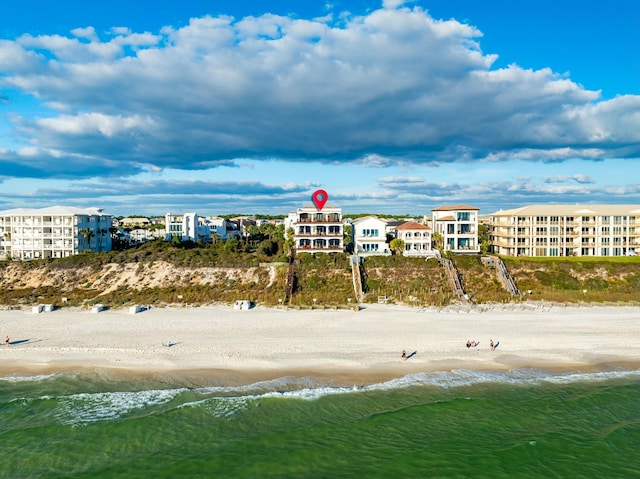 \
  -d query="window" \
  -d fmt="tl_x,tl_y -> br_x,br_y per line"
457,212 -> 470,221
